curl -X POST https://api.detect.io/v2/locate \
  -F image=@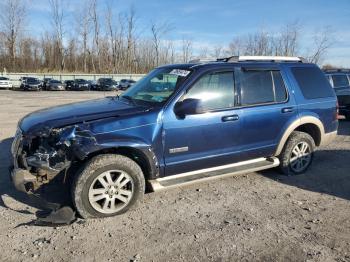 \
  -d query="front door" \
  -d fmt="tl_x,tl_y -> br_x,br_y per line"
162,70 -> 243,176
